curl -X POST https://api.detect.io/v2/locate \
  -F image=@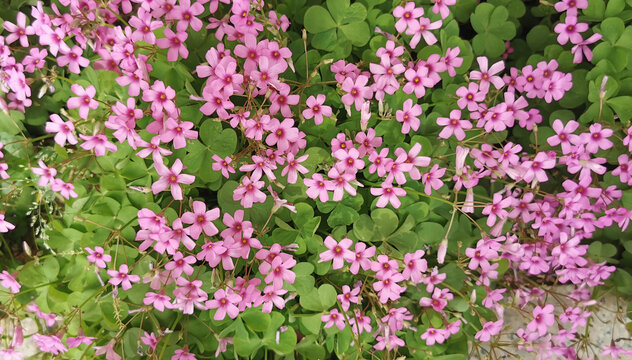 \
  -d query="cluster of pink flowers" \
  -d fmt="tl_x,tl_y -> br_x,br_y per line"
0,0 -> 627,358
